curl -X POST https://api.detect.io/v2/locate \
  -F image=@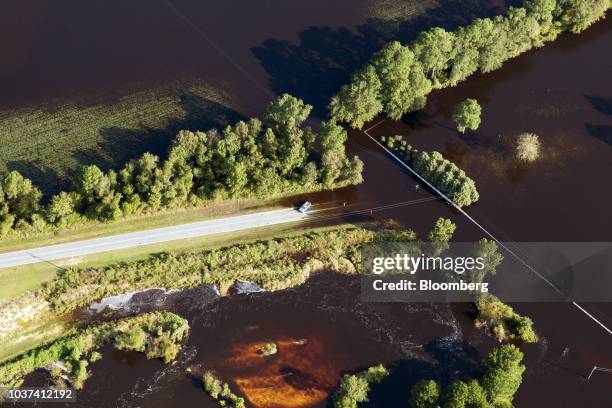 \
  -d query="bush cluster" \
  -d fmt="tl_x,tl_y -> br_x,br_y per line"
475,295 -> 539,343
0,311 -> 189,389
333,364 -> 389,408
0,94 -> 363,238
330,0 -> 609,128
380,135 -> 479,207
410,344 -> 526,408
